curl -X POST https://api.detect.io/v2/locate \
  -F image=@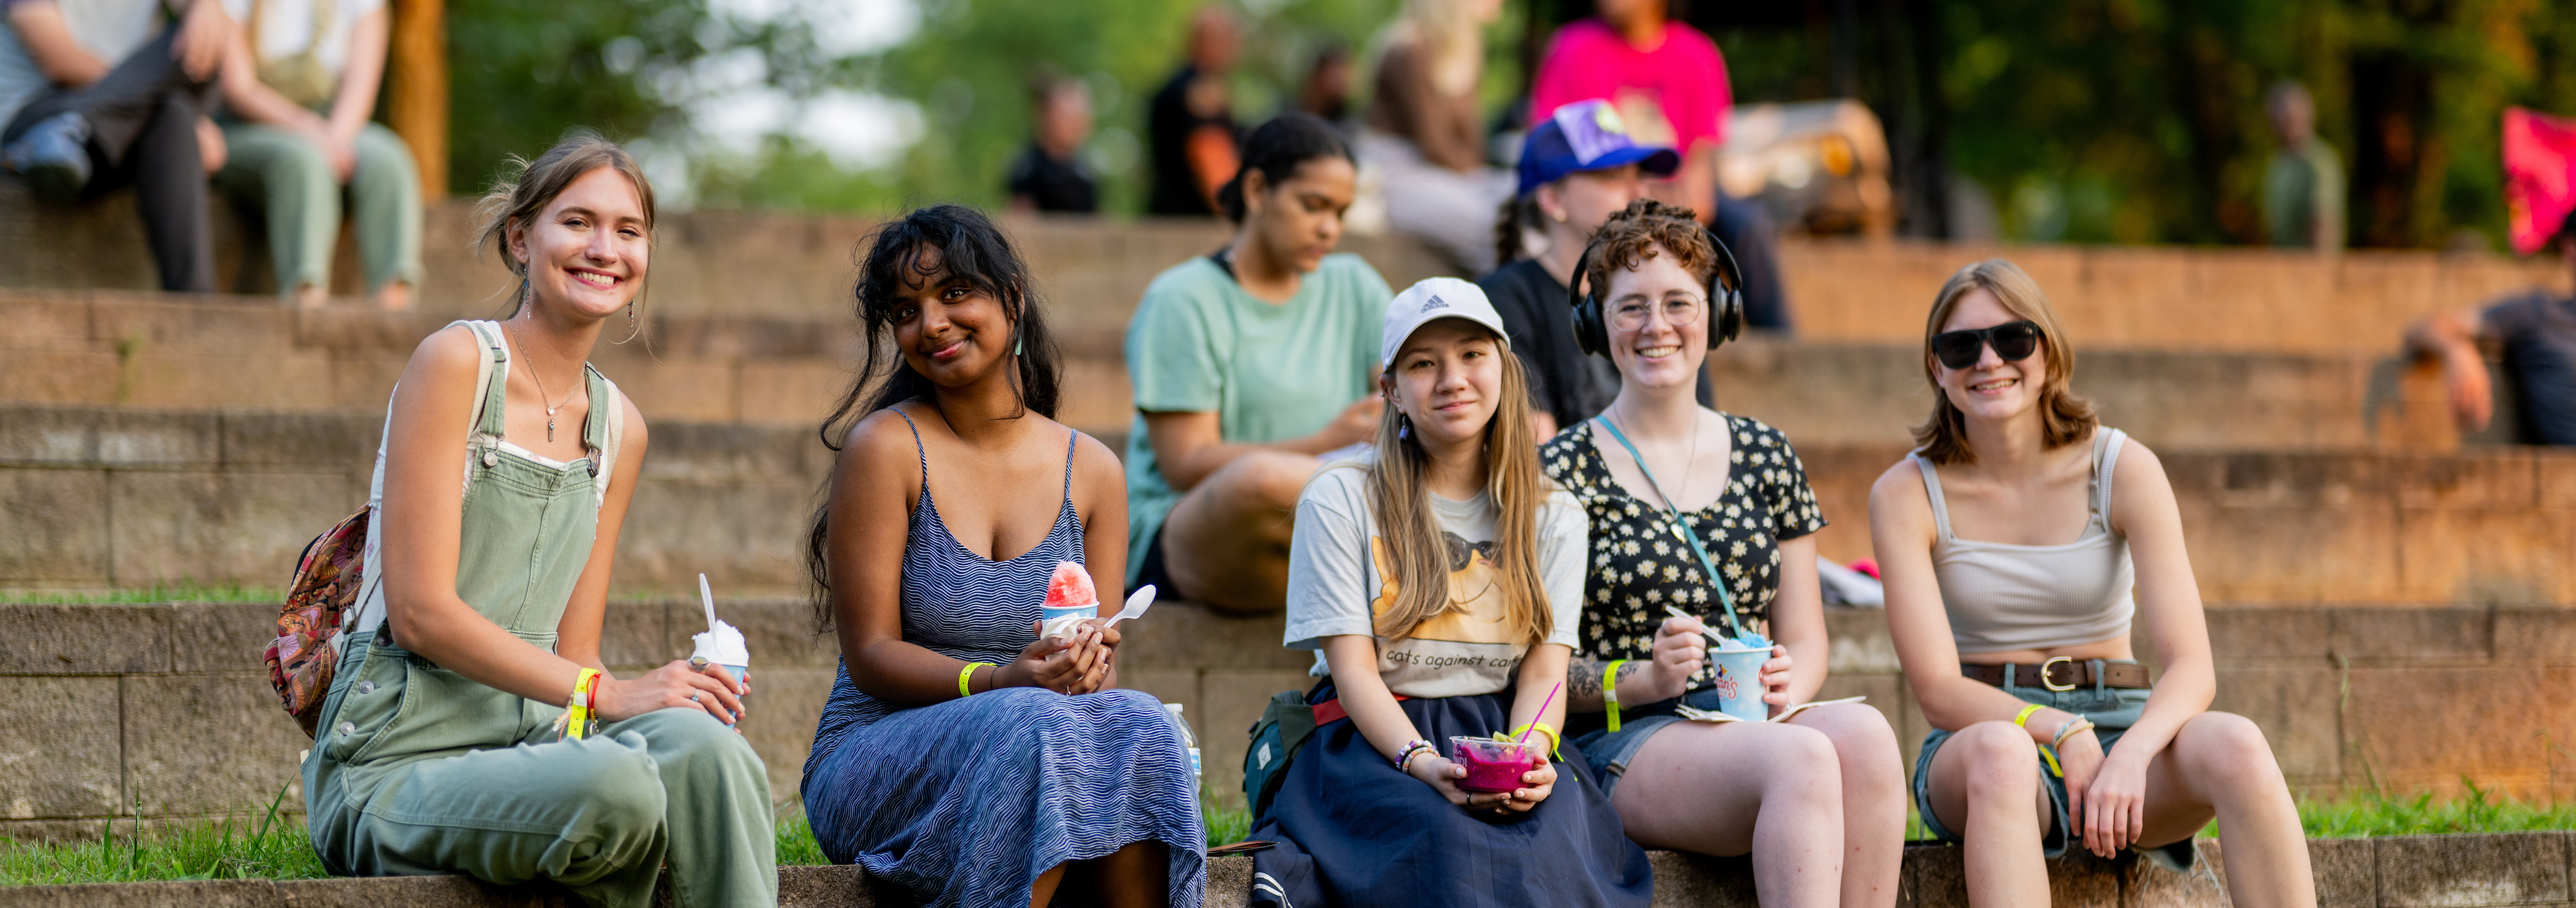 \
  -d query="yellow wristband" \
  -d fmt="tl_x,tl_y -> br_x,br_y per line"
565,668 -> 602,740
959,662 -> 994,698
2013,703 -> 2046,728
1602,659 -> 1630,733
1511,722 -> 1563,758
